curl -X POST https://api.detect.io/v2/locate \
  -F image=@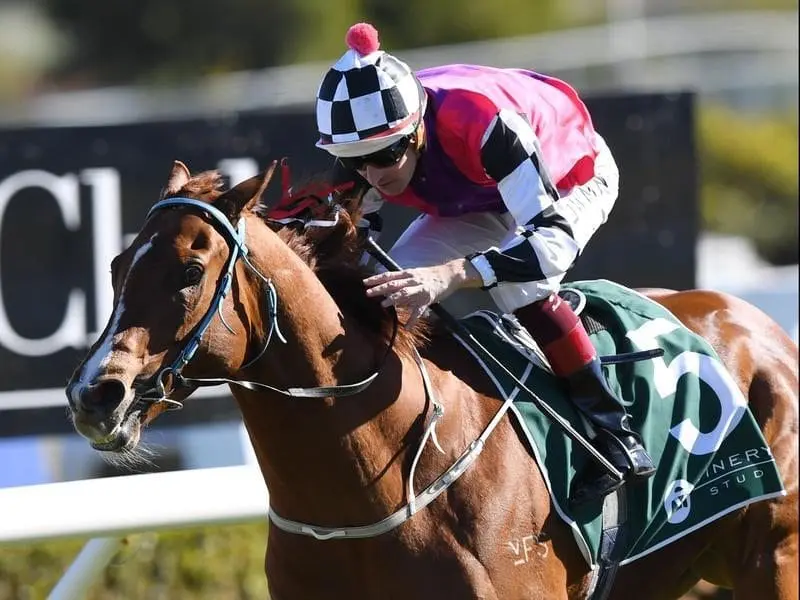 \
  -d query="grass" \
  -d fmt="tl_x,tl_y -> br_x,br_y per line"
0,523 -> 270,600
